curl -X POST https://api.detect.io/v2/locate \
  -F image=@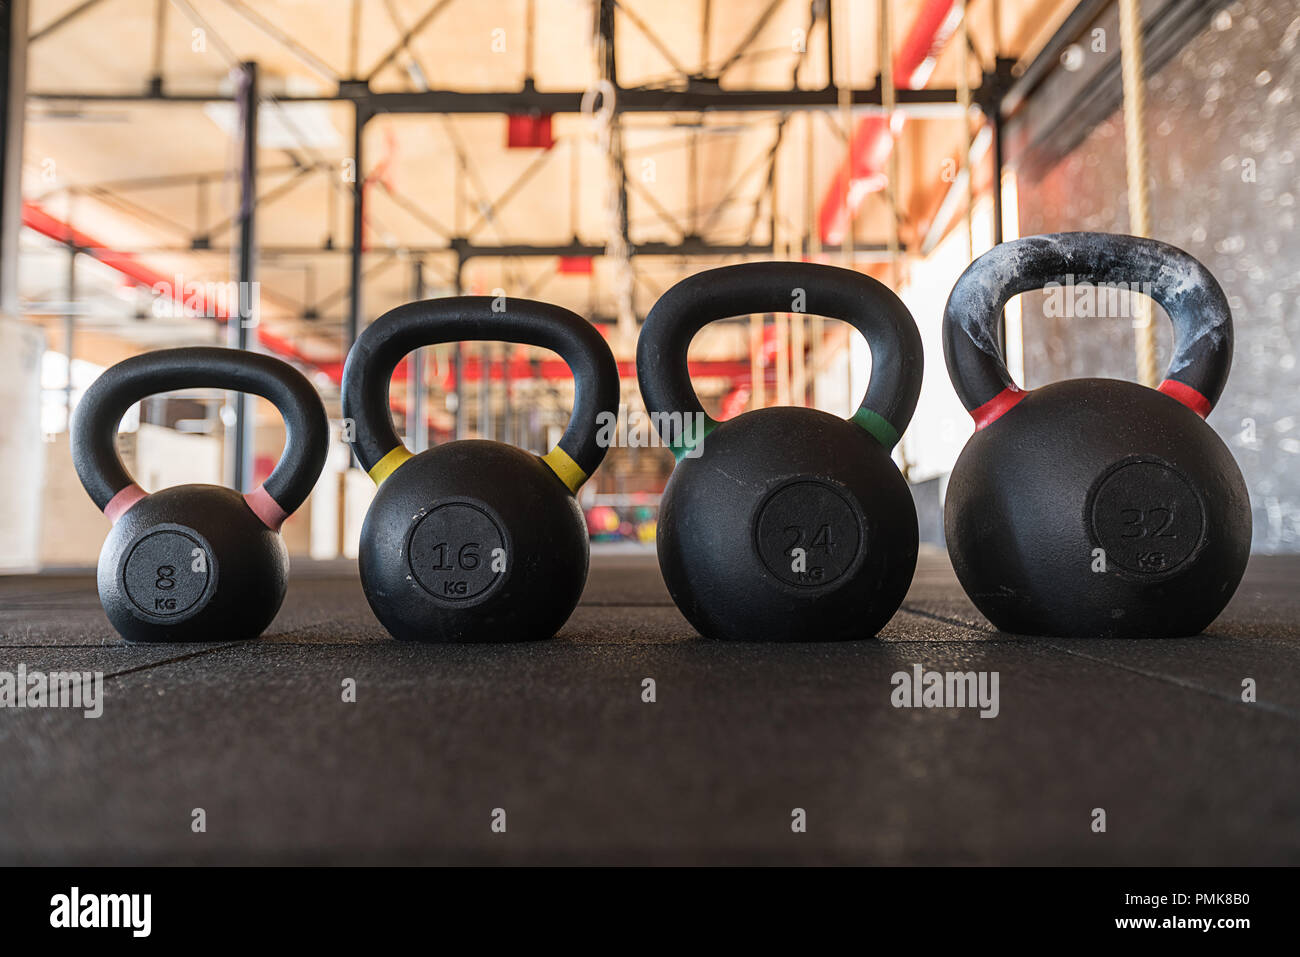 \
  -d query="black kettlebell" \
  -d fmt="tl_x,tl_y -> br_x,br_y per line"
72,347 -> 329,643
342,297 -> 620,642
638,261 -> 924,642
943,232 -> 1251,638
